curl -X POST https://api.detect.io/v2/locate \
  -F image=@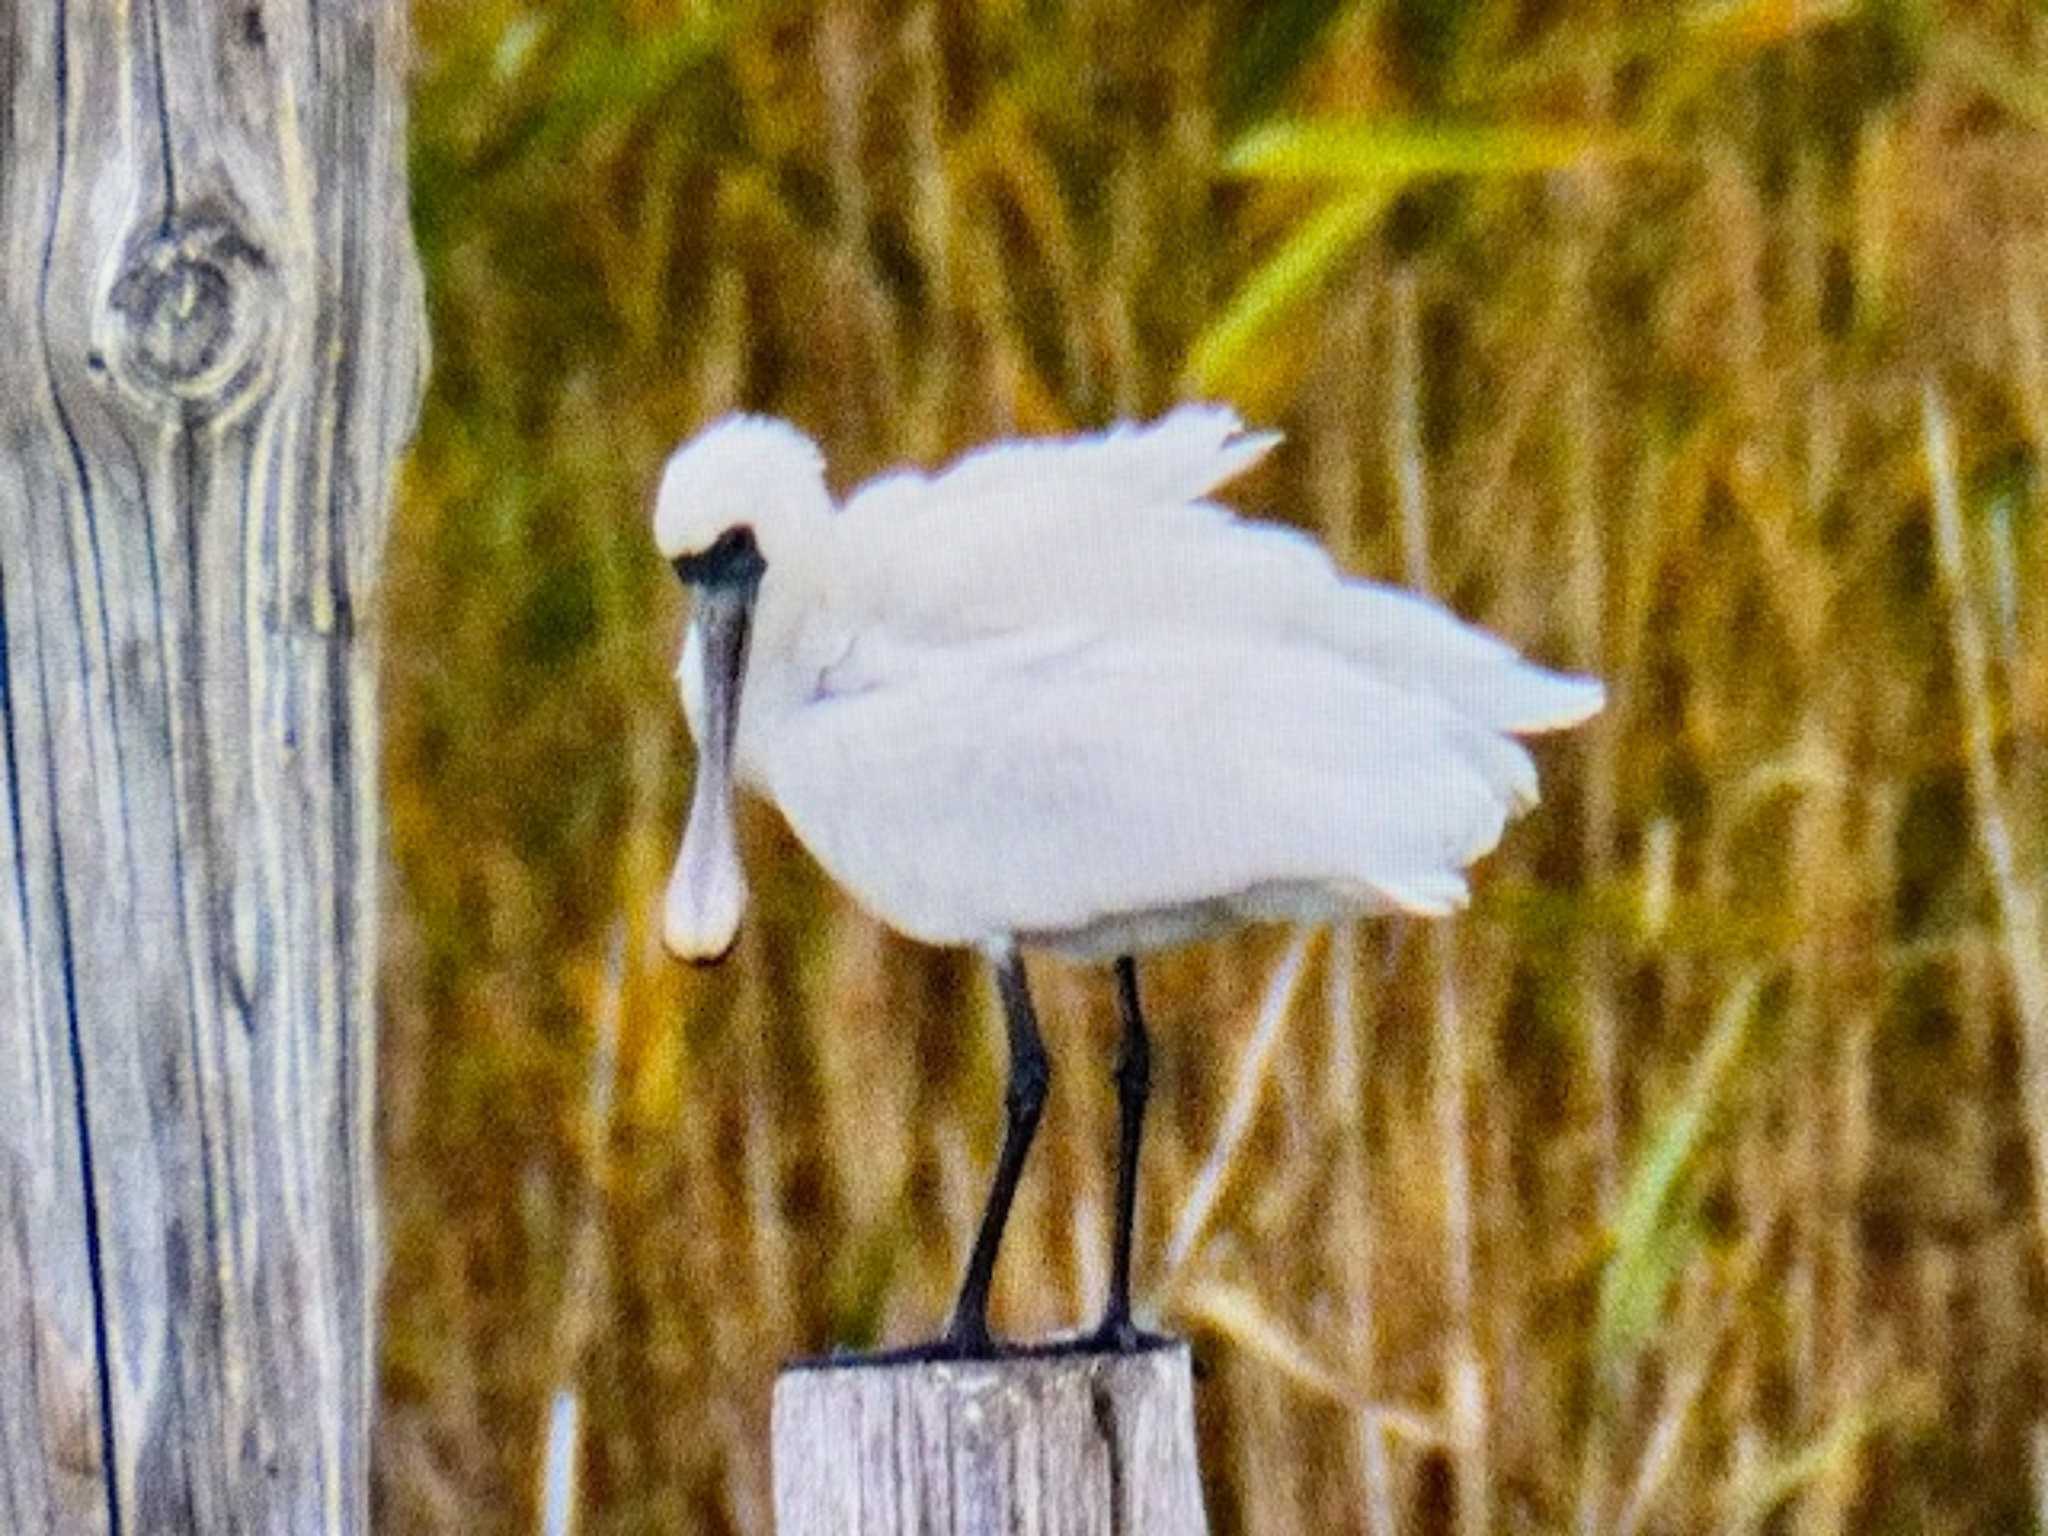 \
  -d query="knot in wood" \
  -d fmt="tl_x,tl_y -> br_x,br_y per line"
107,213 -> 277,415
